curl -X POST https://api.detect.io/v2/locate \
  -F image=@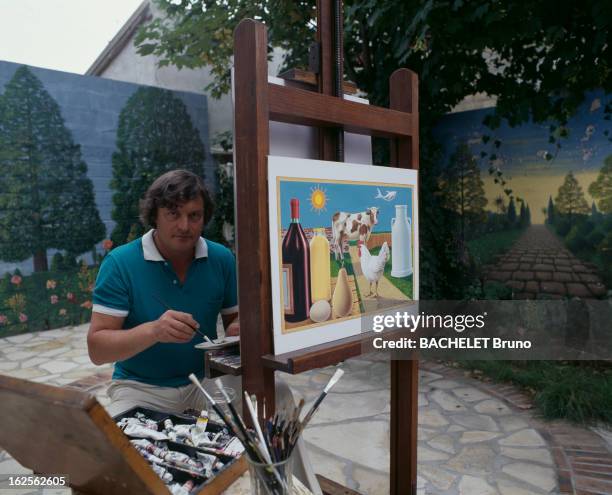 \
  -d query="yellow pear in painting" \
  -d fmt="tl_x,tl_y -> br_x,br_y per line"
332,267 -> 352,318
